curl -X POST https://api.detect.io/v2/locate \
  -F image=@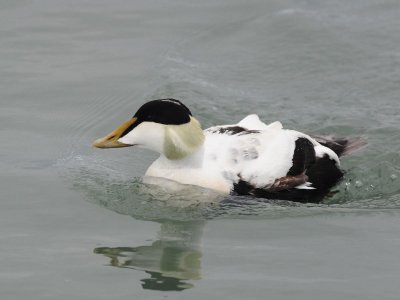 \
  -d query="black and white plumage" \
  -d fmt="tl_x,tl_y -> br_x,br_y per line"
93,98 -> 366,203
